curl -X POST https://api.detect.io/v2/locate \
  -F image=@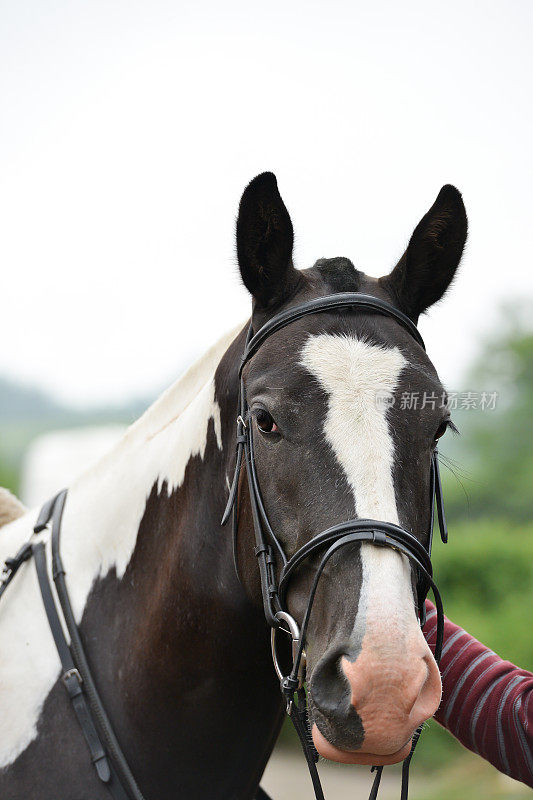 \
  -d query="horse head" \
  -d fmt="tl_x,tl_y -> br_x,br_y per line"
233,172 -> 467,766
